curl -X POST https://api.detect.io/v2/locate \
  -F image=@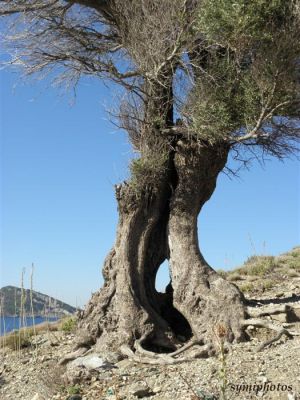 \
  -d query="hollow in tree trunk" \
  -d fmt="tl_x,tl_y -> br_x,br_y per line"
168,140 -> 246,352
74,139 -> 247,360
